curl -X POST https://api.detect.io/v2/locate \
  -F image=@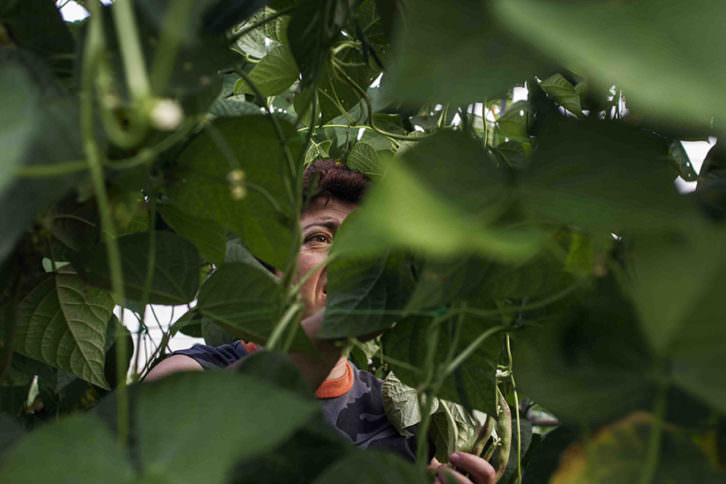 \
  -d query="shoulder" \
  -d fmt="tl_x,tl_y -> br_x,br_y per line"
167,340 -> 250,369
